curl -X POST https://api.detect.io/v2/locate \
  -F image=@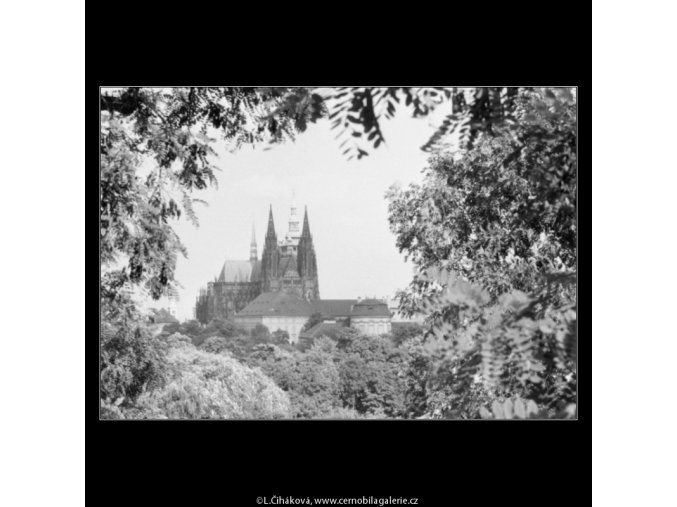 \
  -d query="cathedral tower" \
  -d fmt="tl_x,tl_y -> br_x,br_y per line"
297,206 -> 320,300
195,199 -> 322,324
261,205 -> 279,292
286,191 -> 301,243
